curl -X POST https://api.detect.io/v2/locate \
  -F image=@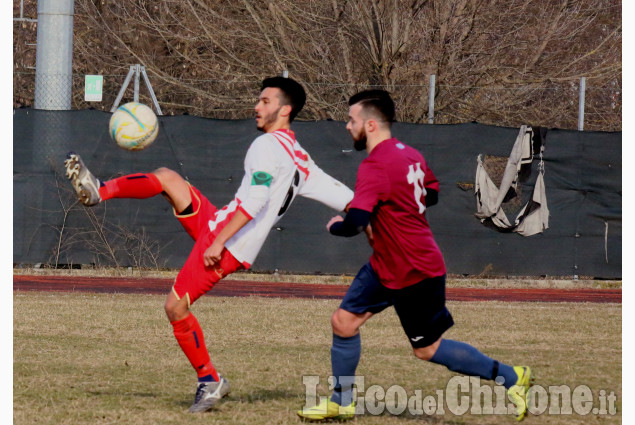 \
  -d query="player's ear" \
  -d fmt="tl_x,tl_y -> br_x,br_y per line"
279,104 -> 292,119
365,118 -> 377,133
